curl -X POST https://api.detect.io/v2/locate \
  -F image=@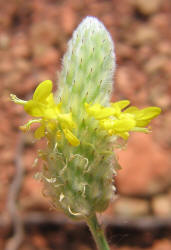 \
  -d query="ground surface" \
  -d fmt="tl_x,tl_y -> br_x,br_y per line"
0,0 -> 171,249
